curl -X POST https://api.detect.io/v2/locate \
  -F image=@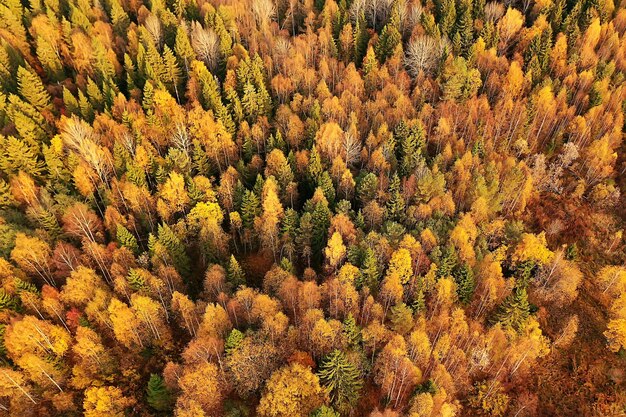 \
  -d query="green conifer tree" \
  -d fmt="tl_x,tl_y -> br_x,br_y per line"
146,374 -> 173,411
342,313 -> 362,349
117,224 -> 139,254
225,328 -> 244,355
227,255 -> 246,288
453,263 -> 475,304
386,173 -> 405,222
318,349 -> 363,414
17,66 -> 52,112
493,286 -> 530,332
